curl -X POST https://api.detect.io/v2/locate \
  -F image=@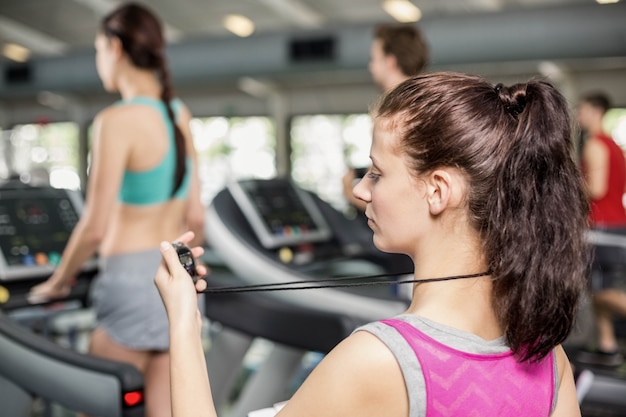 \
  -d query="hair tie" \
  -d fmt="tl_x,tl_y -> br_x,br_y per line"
495,83 -> 525,119
507,96 -> 526,118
